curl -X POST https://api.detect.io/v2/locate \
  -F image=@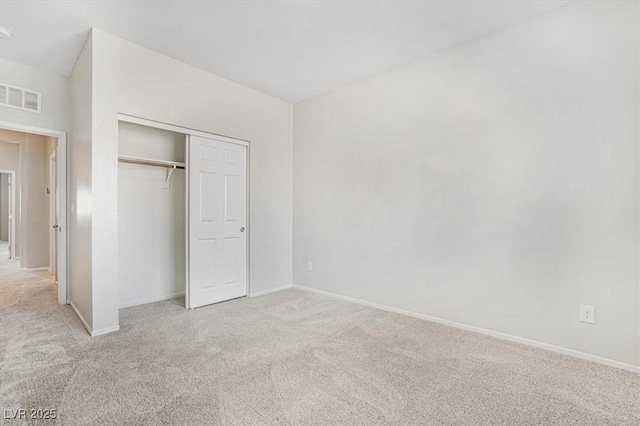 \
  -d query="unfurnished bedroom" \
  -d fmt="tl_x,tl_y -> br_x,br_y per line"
0,1 -> 638,424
